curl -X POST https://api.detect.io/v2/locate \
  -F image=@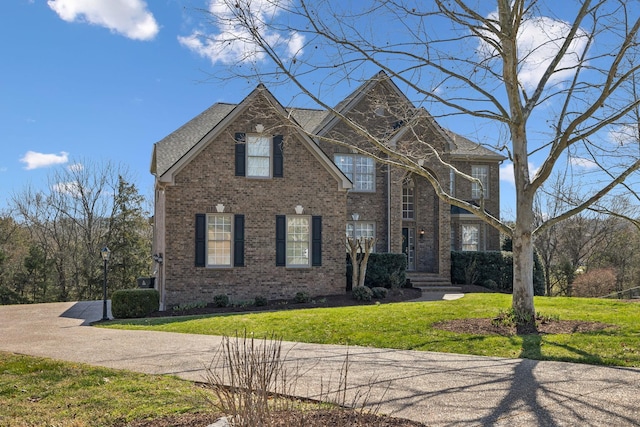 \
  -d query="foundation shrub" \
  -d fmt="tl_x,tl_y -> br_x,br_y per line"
111,289 -> 159,319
